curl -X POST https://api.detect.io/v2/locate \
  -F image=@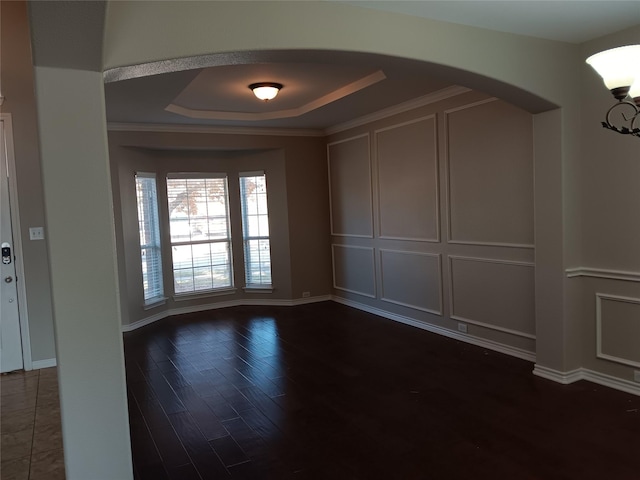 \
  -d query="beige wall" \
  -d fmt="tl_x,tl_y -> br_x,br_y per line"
99,0 -> 579,376
108,130 -> 331,326
19,0 -> 640,475
574,25 -> 640,384
0,1 -> 56,363
328,90 -> 537,357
